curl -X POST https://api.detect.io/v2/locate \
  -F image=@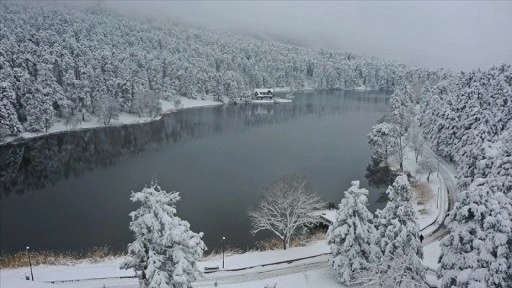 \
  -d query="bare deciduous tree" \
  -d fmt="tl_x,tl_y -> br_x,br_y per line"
98,95 -> 120,125
248,174 -> 324,250
408,123 -> 424,163
416,157 -> 437,182
389,114 -> 410,172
